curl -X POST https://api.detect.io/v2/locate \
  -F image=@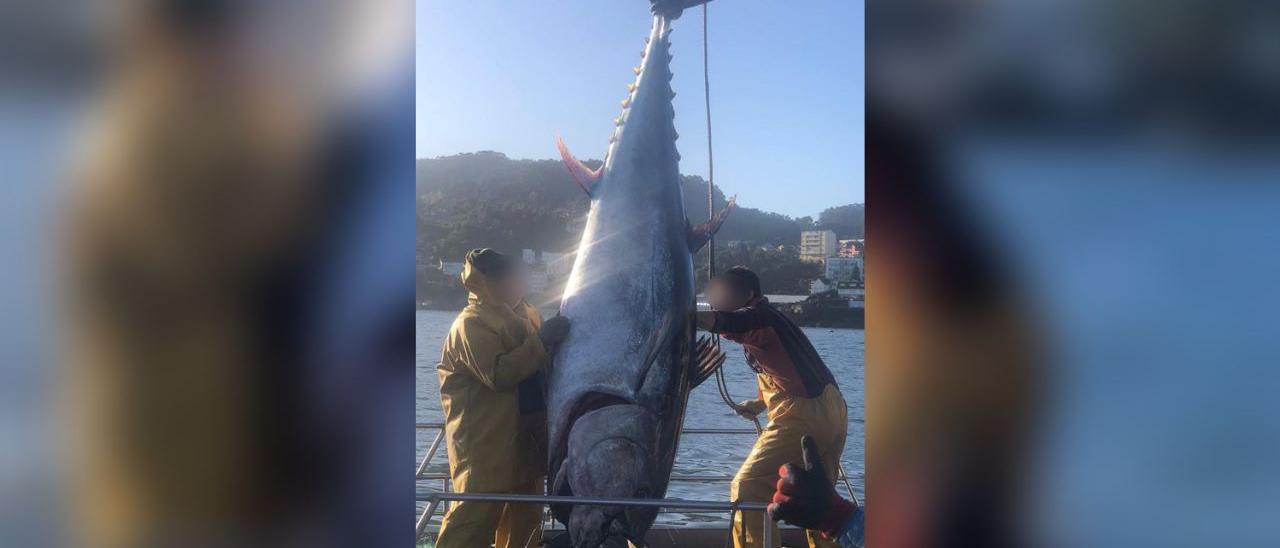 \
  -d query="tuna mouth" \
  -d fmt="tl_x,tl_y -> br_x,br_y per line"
571,393 -> 633,424
554,403 -> 658,547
